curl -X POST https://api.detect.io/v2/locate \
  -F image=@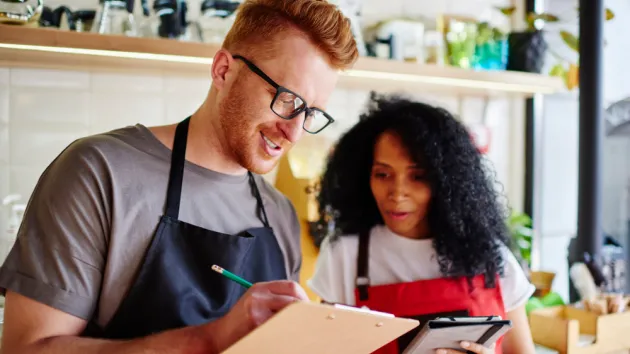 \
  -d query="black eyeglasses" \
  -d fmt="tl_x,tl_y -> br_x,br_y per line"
232,55 -> 334,134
